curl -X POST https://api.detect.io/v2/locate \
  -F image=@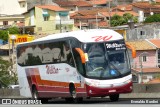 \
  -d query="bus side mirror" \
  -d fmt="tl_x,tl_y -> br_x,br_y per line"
75,48 -> 86,63
126,43 -> 136,58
